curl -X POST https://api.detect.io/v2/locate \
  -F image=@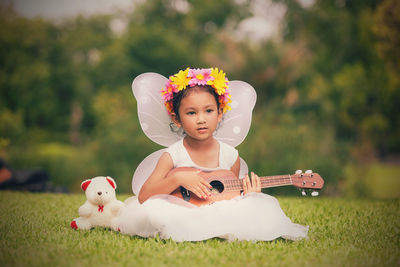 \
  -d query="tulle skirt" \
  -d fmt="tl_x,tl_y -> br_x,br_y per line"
115,192 -> 308,242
